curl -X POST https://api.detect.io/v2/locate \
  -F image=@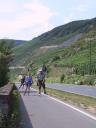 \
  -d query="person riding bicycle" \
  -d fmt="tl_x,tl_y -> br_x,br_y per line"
37,68 -> 46,94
